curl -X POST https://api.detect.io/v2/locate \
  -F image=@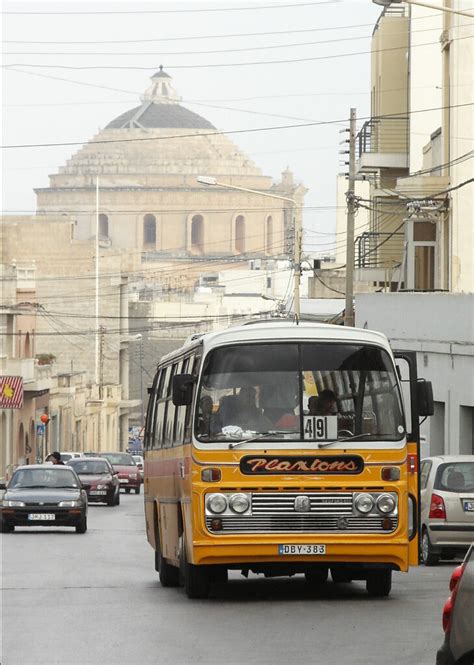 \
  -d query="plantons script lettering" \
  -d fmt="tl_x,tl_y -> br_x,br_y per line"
240,455 -> 363,475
